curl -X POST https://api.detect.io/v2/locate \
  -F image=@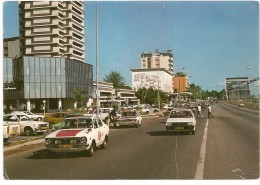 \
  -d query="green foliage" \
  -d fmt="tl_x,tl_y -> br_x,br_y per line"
103,70 -> 127,89
135,87 -> 167,106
